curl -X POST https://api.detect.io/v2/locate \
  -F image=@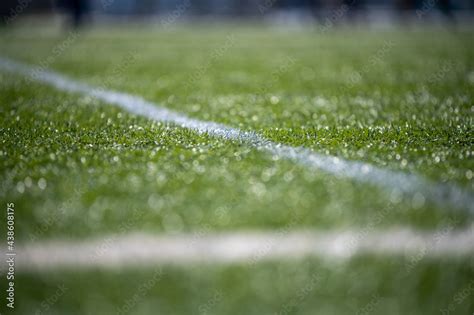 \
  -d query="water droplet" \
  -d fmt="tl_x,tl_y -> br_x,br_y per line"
24,177 -> 33,188
270,96 -> 279,105
38,178 -> 47,190
466,170 -> 473,180
16,182 -> 25,194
